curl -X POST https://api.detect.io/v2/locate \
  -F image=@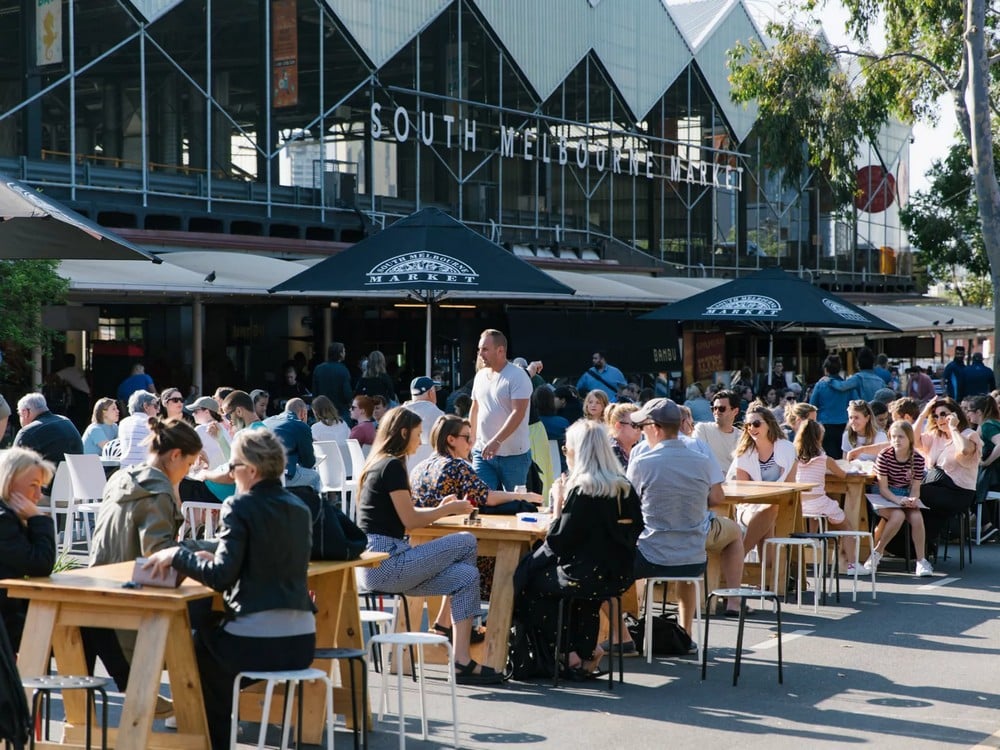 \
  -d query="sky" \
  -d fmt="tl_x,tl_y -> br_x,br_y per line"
745,0 -> 957,194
